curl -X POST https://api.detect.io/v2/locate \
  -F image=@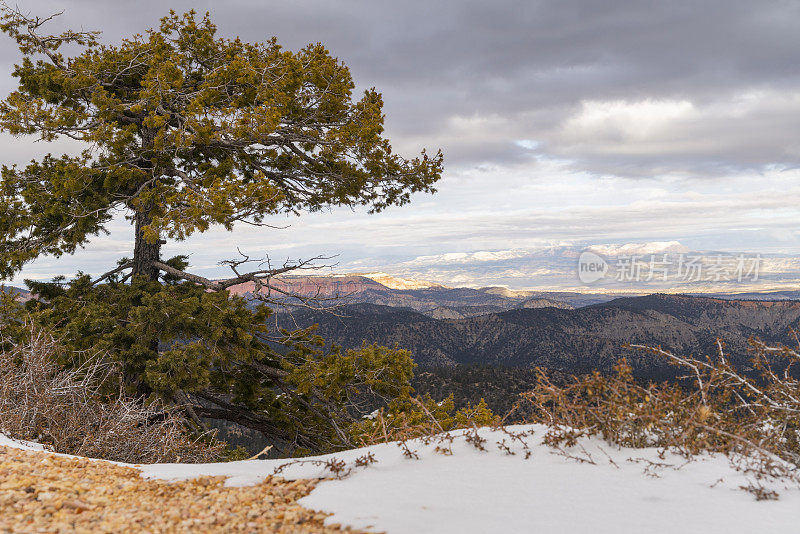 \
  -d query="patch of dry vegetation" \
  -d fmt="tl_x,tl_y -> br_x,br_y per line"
513,338 -> 800,498
352,394 -> 498,445
0,330 -> 222,463
341,336 -> 800,499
